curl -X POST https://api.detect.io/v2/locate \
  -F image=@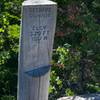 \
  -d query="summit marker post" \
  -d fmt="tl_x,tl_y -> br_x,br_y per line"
17,0 -> 57,100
